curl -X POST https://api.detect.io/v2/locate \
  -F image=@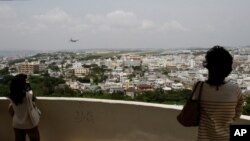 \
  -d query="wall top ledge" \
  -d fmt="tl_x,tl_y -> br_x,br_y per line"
0,96 -> 183,109
1,96 -> 250,120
